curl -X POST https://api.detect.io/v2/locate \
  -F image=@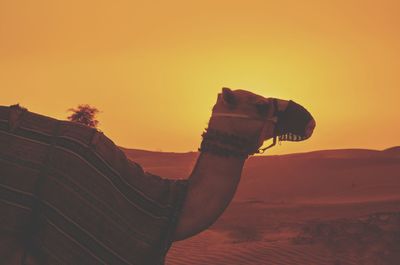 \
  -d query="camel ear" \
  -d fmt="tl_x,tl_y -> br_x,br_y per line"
221,87 -> 236,106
